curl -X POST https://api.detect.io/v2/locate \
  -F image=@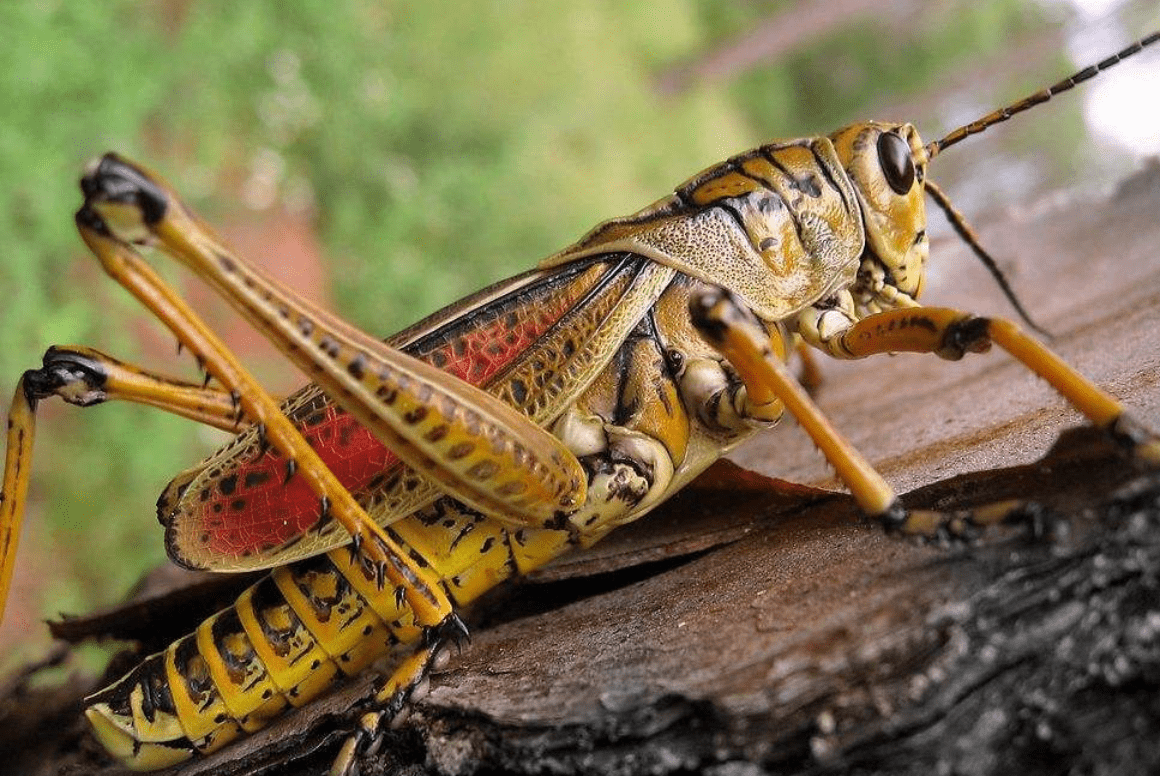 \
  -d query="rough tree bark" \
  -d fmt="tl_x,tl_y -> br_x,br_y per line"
2,164 -> 1159,776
